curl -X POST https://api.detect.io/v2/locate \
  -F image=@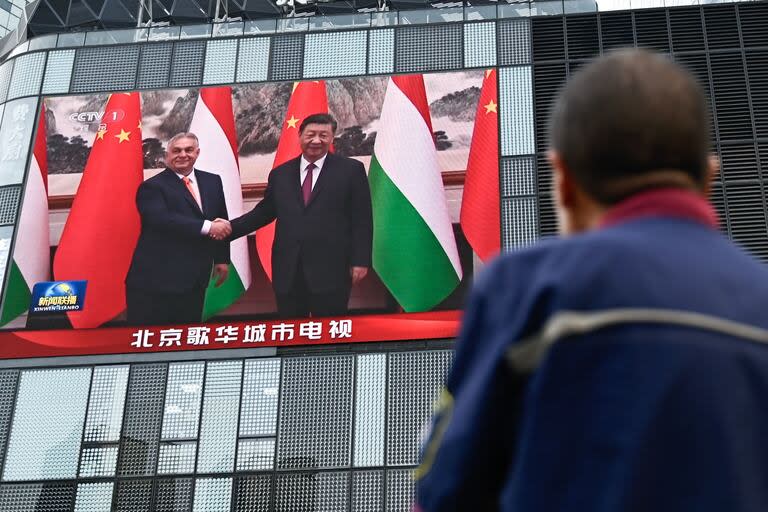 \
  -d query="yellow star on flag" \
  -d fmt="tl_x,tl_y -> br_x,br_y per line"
137,121 -> 143,130
484,99 -> 498,114
115,129 -> 131,143
96,129 -> 107,140
485,69 -> 493,78
286,115 -> 300,129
